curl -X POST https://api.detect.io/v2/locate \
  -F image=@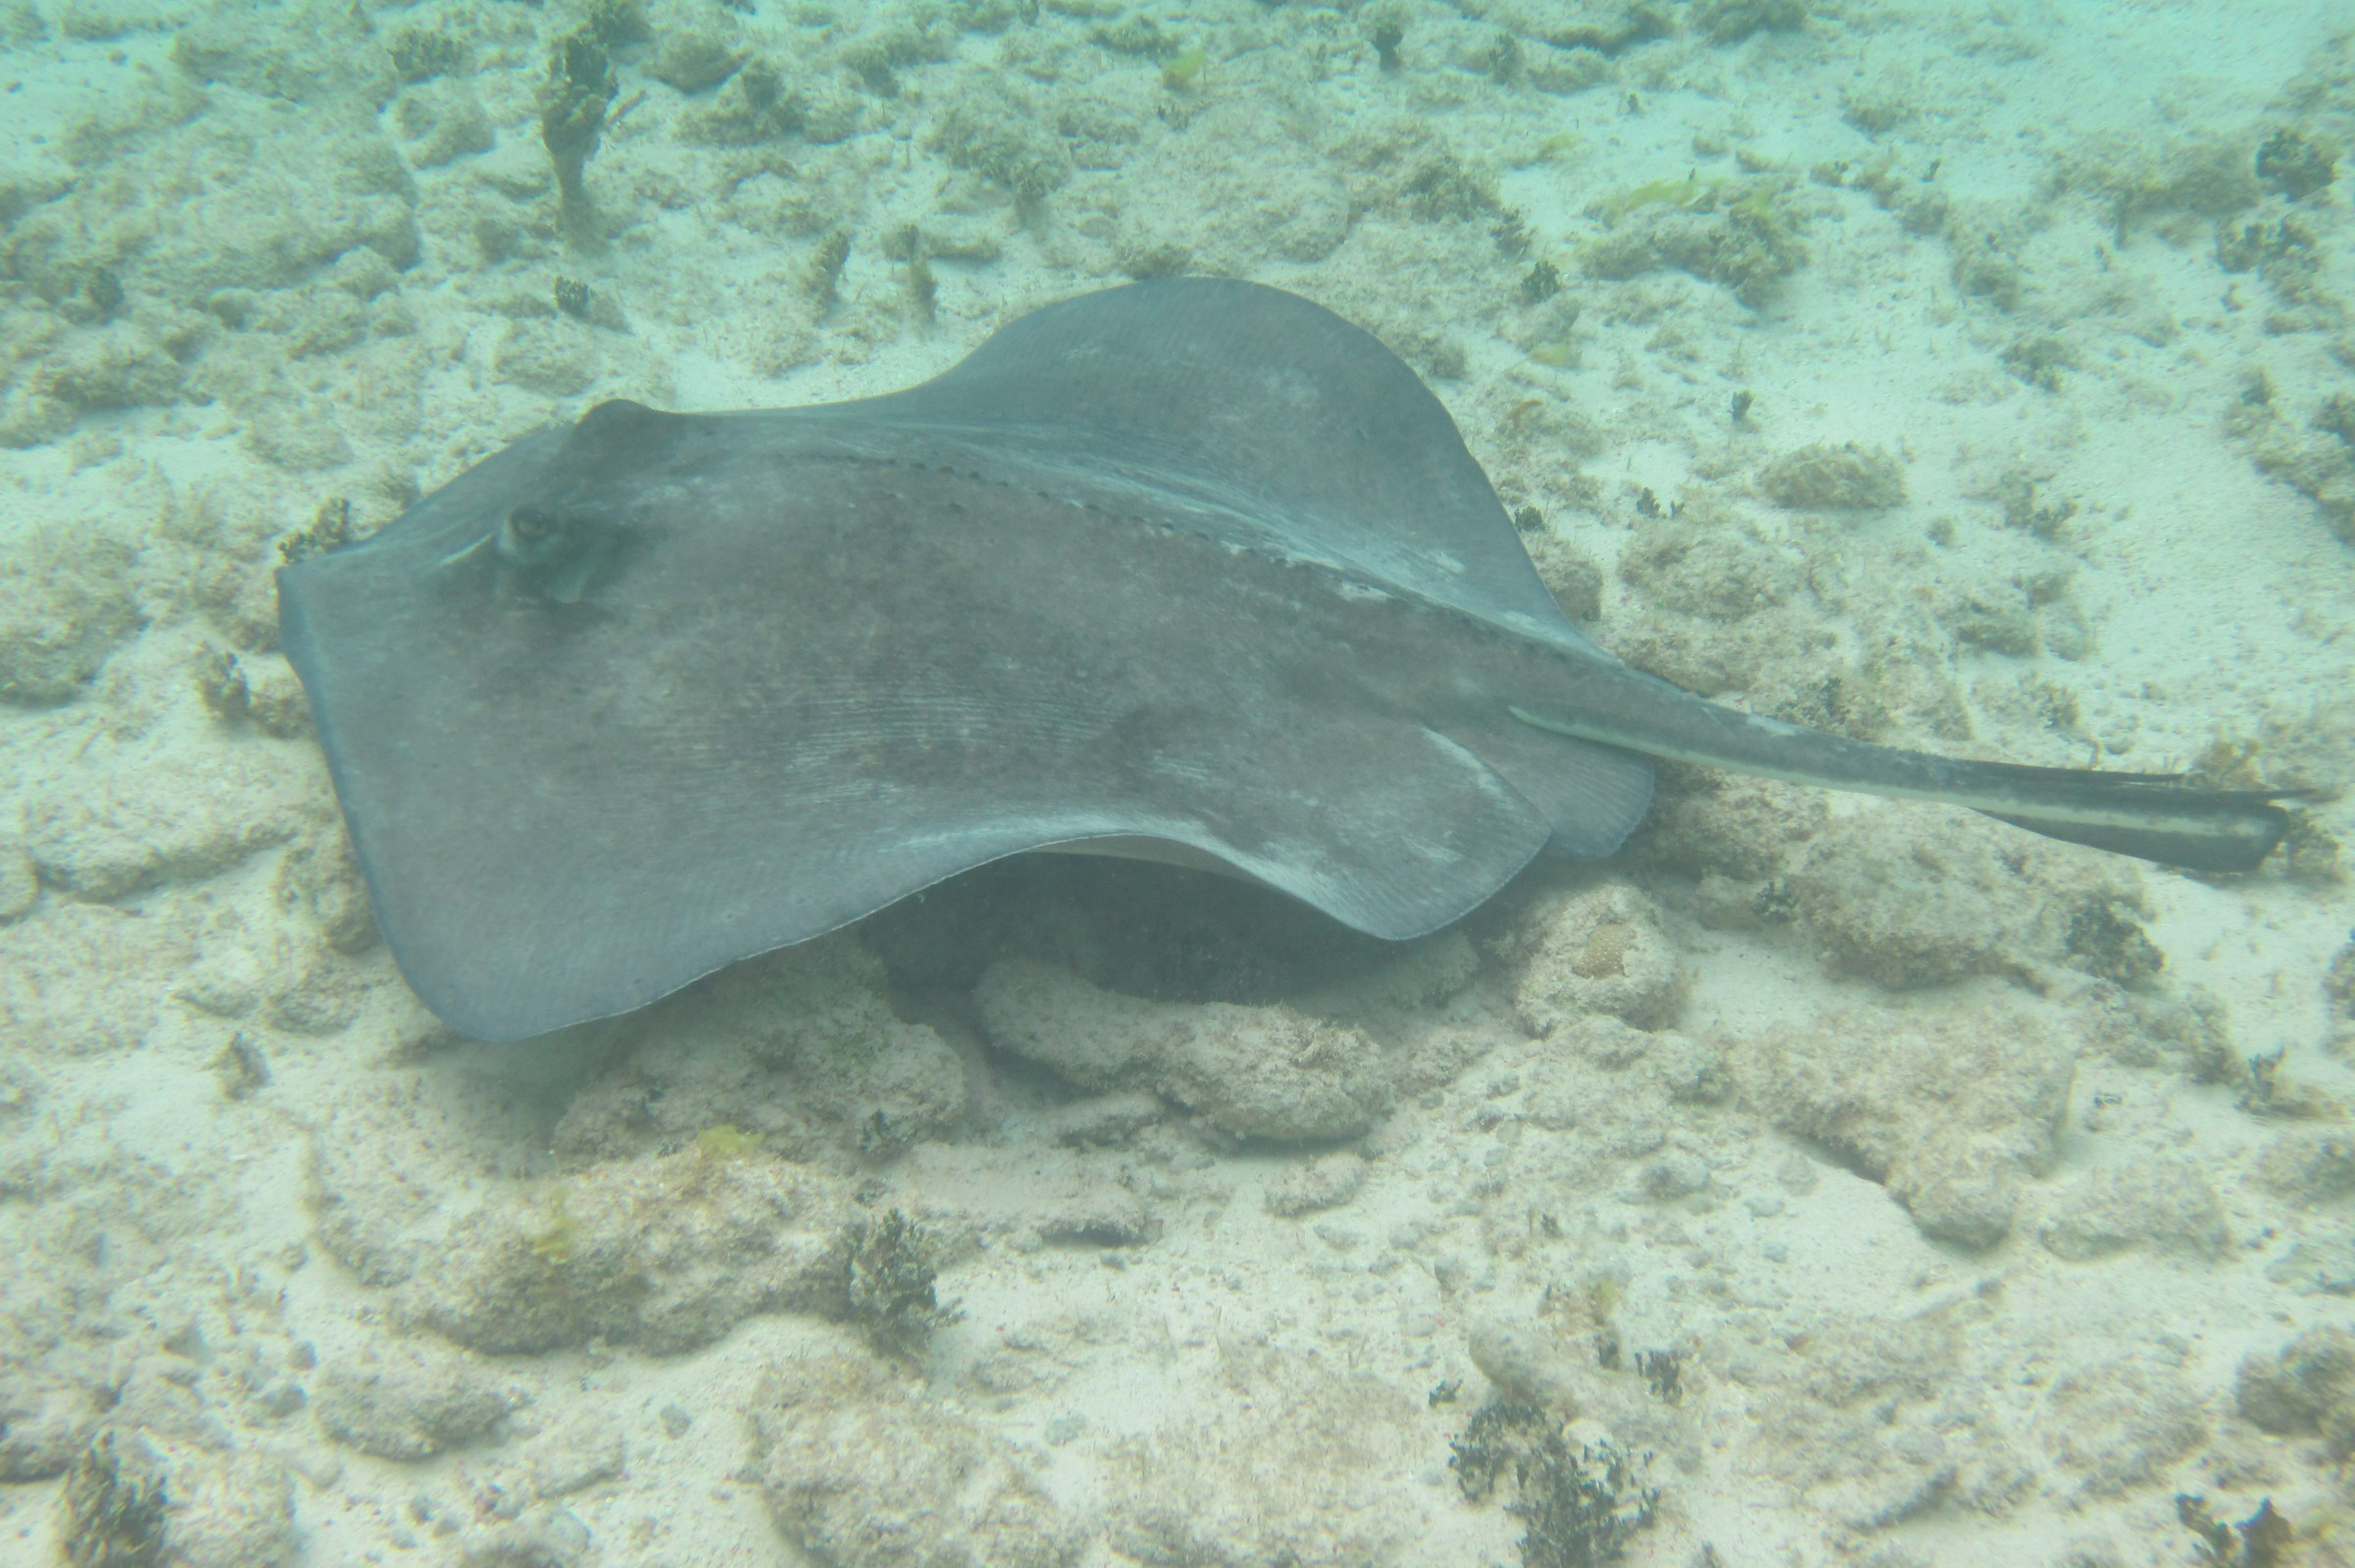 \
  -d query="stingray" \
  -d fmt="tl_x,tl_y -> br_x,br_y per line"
278,278 -> 2294,1041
